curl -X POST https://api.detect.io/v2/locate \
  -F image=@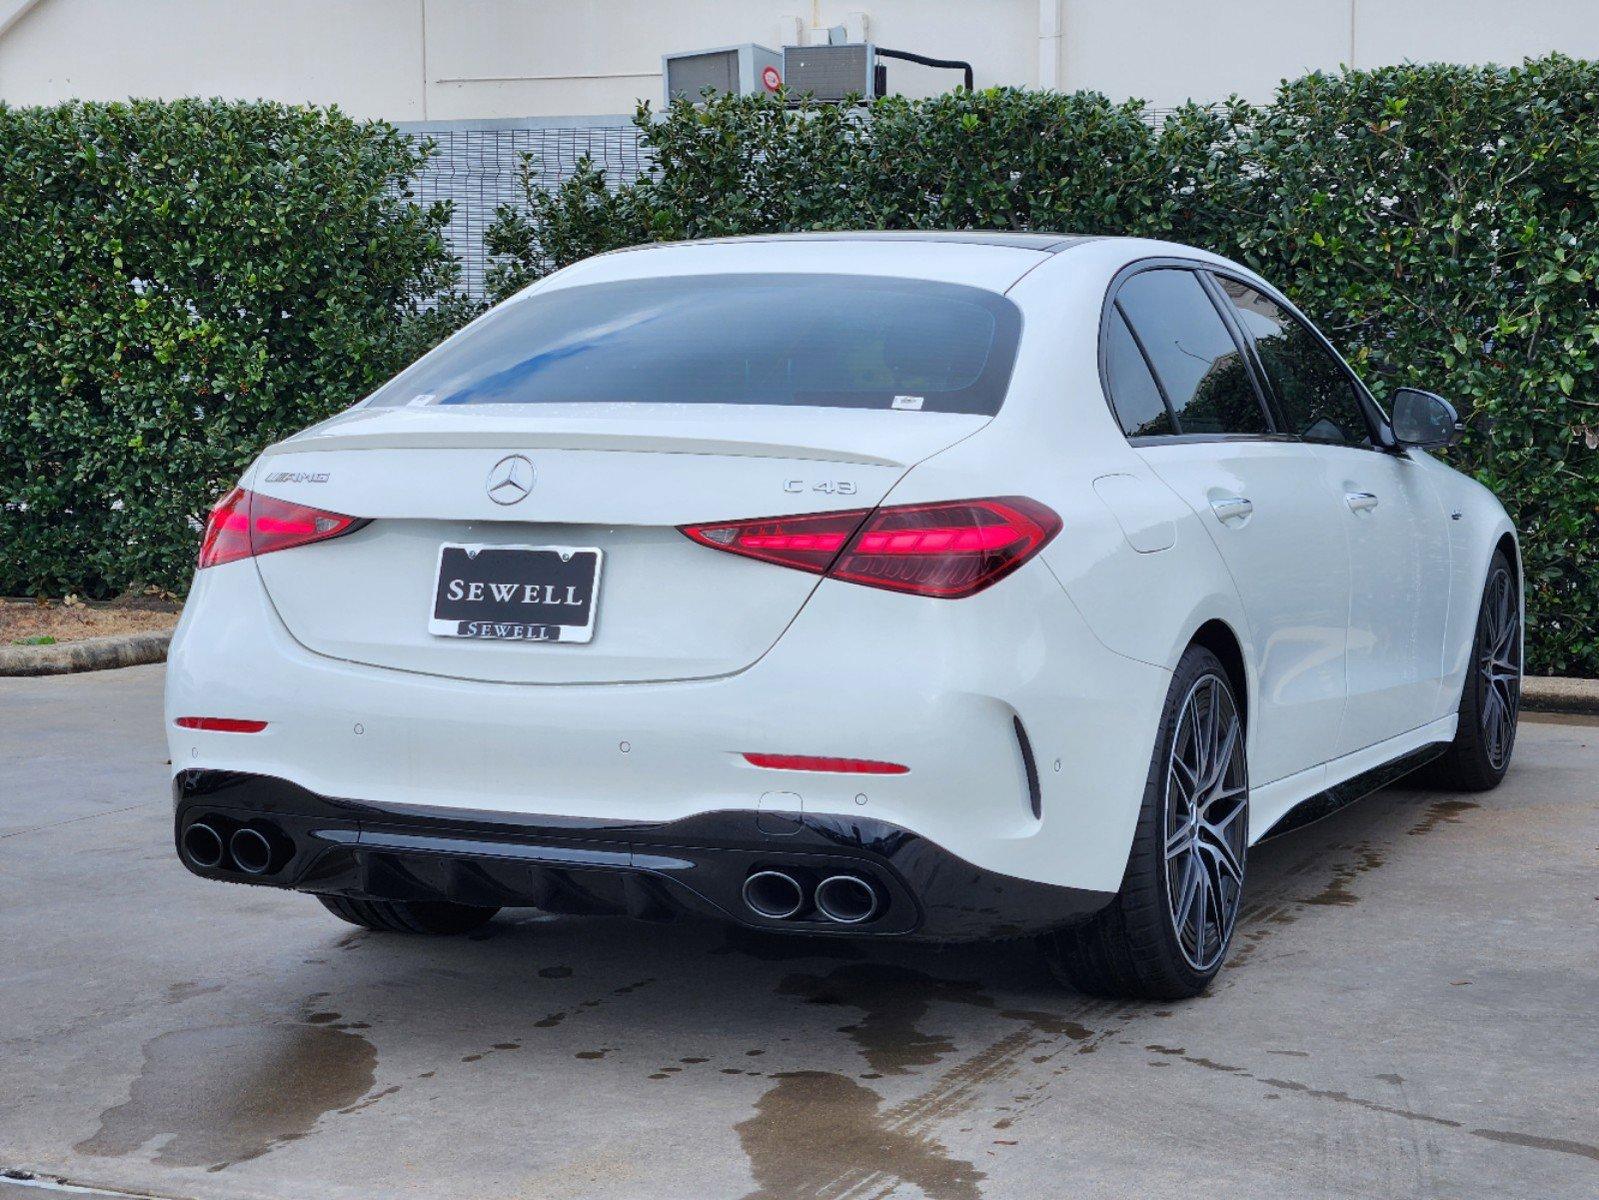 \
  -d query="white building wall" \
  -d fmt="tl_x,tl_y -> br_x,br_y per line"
3,0 -> 1599,119
0,0 -> 429,118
